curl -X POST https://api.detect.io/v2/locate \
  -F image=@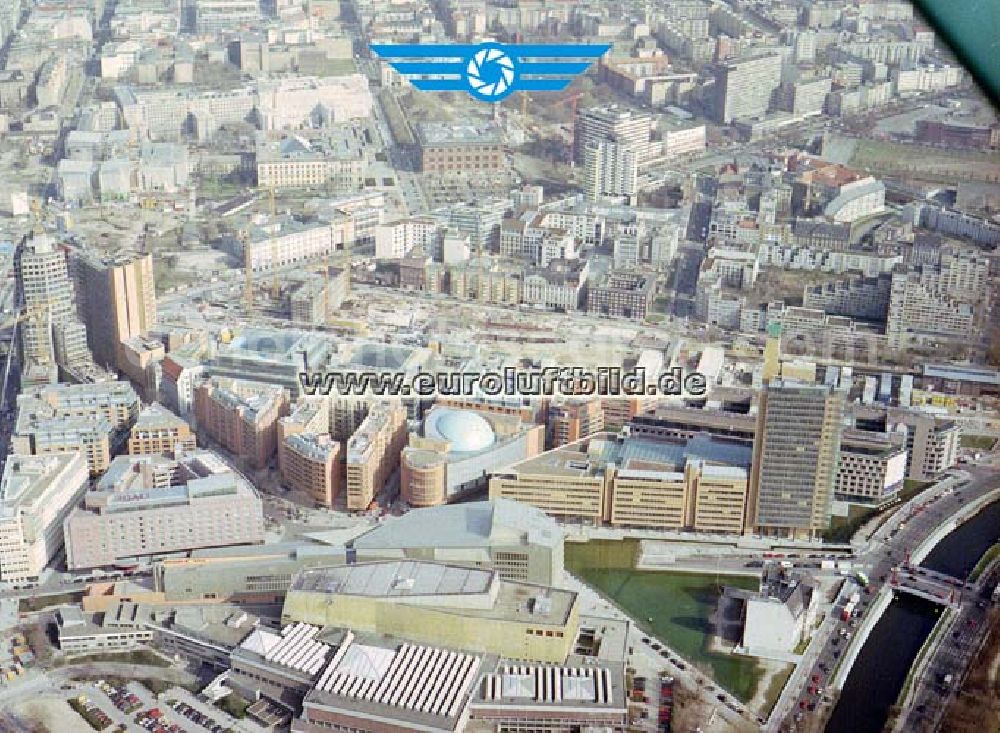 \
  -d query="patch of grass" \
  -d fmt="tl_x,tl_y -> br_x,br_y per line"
761,665 -> 794,716
216,693 -> 249,719
56,649 -> 171,668
143,678 -> 171,695
969,544 -> 1000,582
566,542 -> 762,702
67,698 -> 111,730
19,592 -> 83,613
901,479 -> 932,501
824,478 -> 936,543
939,614 -> 1000,733
960,434 -> 996,451
564,538 -> 641,573
823,504 -> 879,543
